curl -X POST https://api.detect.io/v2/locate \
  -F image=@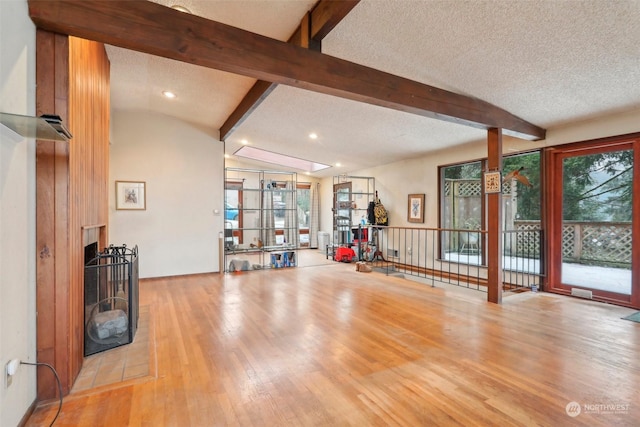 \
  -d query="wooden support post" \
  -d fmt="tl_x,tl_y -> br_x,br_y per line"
487,128 -> 503,304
